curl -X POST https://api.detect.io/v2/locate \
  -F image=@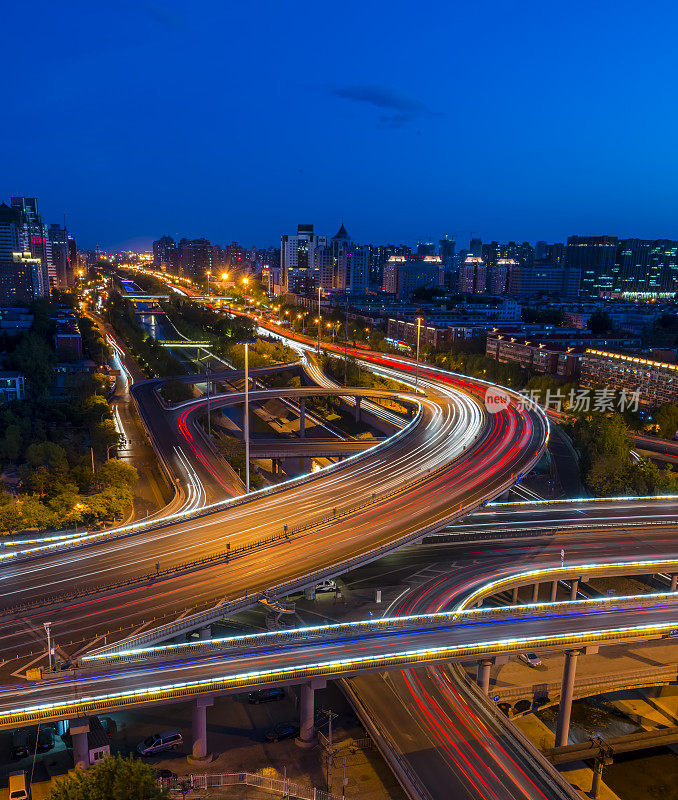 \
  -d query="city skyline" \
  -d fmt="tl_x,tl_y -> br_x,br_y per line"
5,0 -> 678,250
